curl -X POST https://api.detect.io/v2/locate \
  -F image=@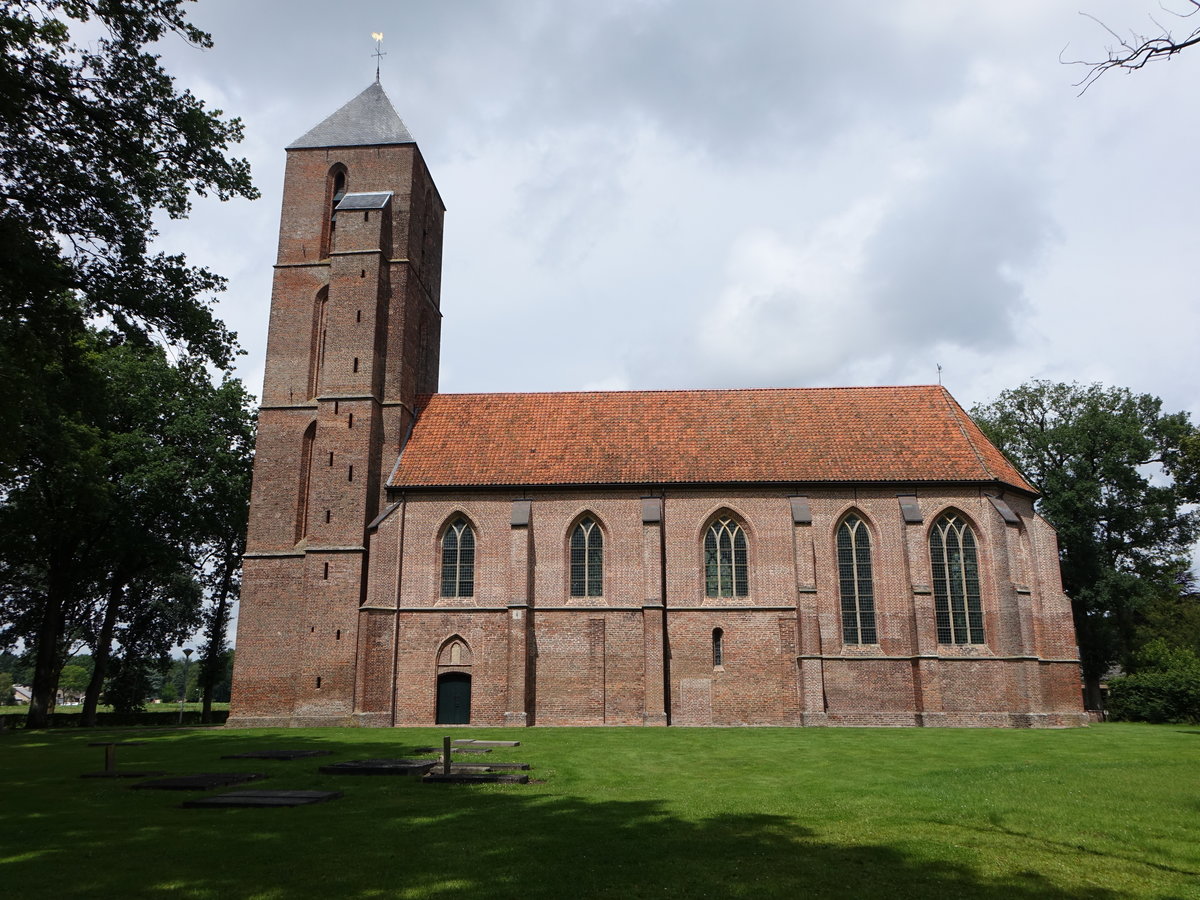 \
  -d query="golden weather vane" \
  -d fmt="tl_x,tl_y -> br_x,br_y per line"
372,32 -> 386,82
